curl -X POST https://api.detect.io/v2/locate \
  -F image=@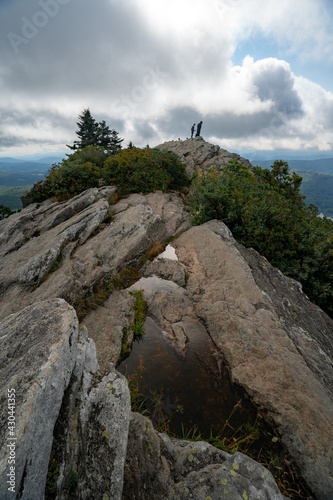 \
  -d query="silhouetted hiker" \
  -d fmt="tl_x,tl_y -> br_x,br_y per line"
191,123 -> 196,138
196,121 -> 203,136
